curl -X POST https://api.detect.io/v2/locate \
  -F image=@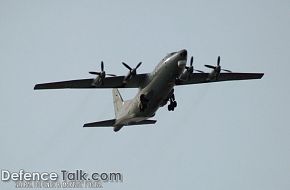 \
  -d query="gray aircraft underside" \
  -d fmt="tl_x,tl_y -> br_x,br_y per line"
34,49 -> 264,132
